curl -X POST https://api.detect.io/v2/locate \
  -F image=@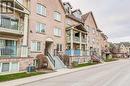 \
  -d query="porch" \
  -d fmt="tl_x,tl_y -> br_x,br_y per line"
66,24 -> 87,57
65,49 -> 88,56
